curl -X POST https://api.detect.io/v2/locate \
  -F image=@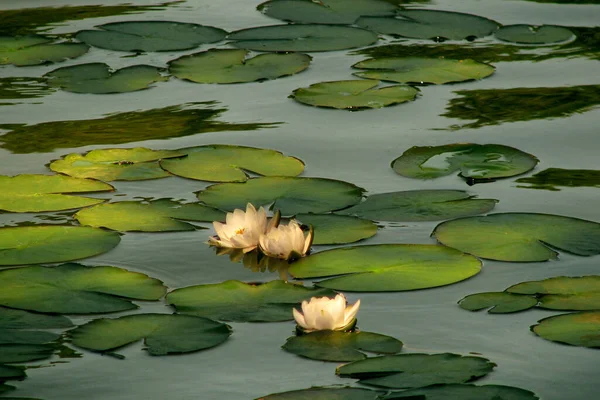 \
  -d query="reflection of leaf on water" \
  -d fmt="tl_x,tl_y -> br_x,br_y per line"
441,84 -> 600,130
0,77 -> 54,105
522,0 -> 600,3
0,102 -> 279,154
516,168 -> 600,191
